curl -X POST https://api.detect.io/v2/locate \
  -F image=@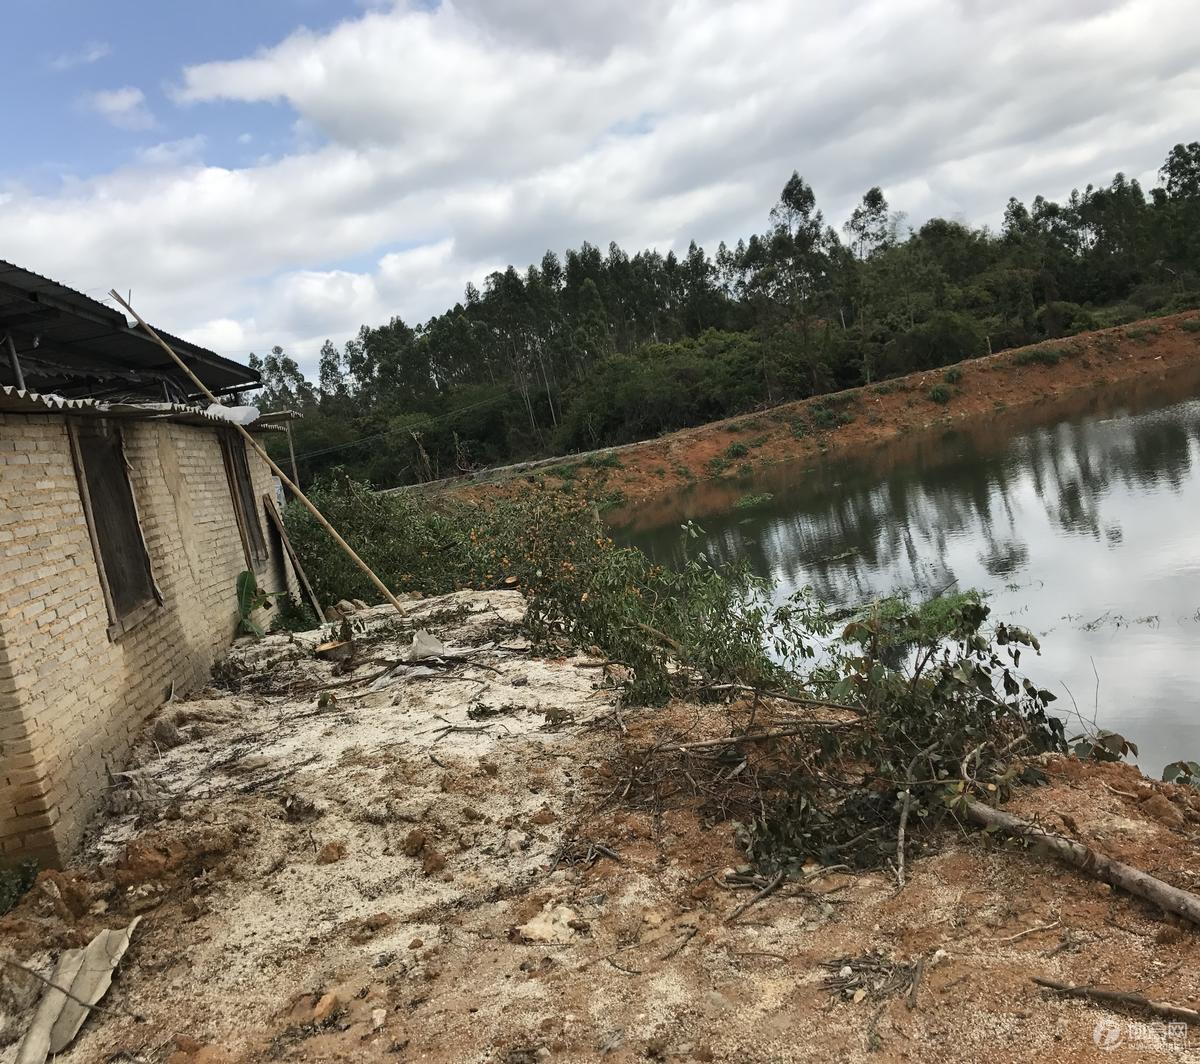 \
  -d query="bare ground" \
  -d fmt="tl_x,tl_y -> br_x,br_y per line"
1,593 -> 1198,1063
